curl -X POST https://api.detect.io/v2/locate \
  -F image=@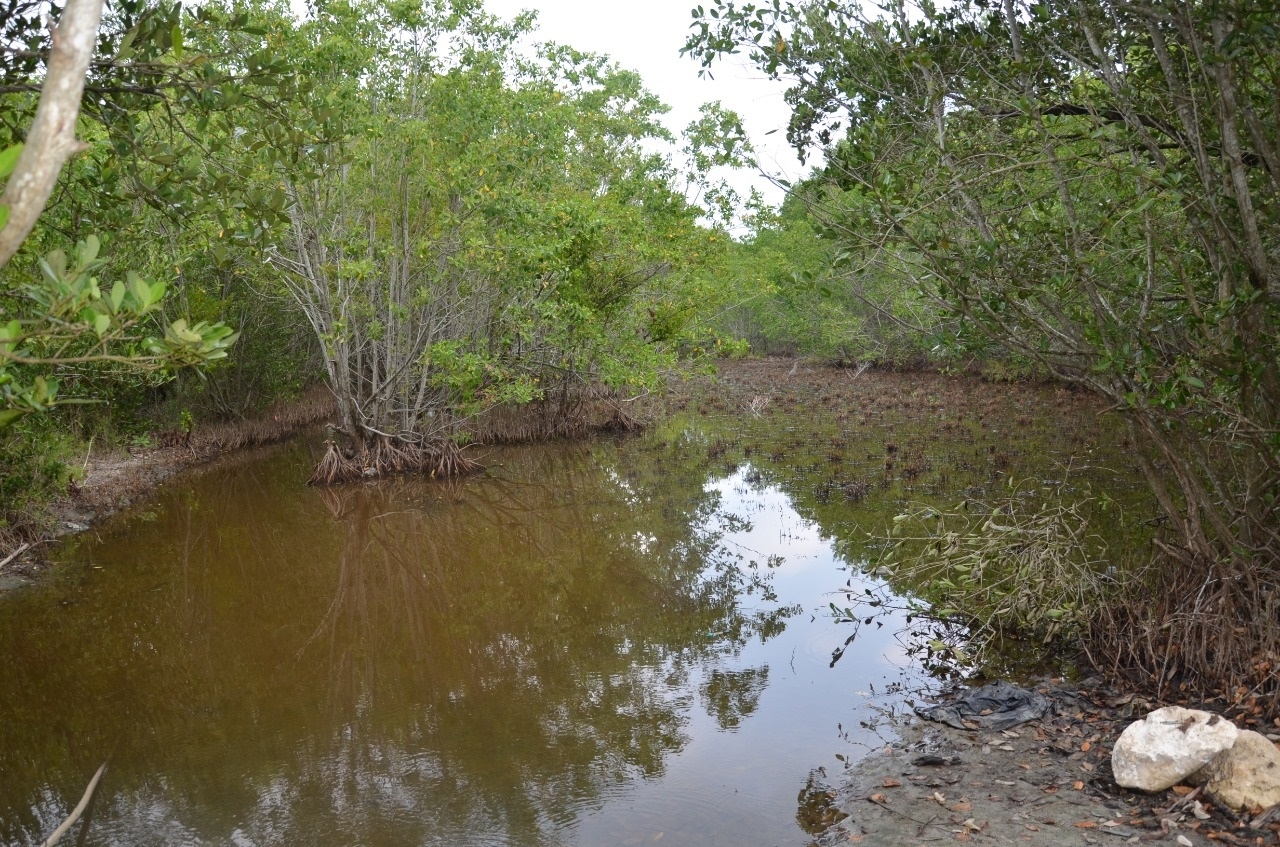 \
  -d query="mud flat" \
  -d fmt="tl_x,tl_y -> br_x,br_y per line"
819,680 -> 1280,846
